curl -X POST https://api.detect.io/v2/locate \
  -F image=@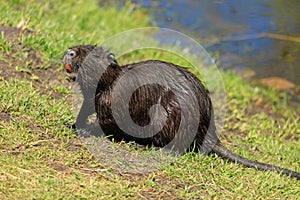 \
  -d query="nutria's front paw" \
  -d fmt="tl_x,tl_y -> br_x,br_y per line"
64,122 -> 76,129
